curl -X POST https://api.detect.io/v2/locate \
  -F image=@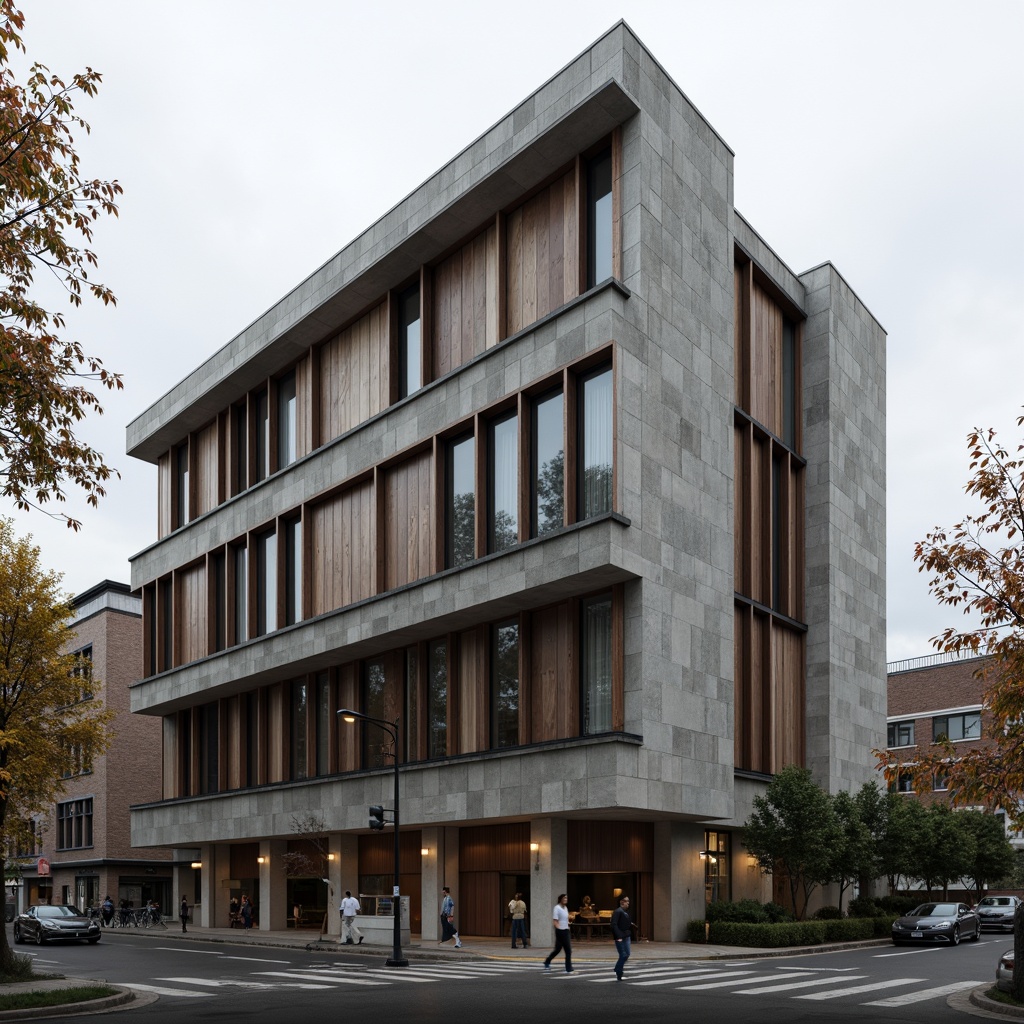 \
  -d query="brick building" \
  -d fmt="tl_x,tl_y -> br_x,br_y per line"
14,581 -> 173,915
126,22 -> 886,941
